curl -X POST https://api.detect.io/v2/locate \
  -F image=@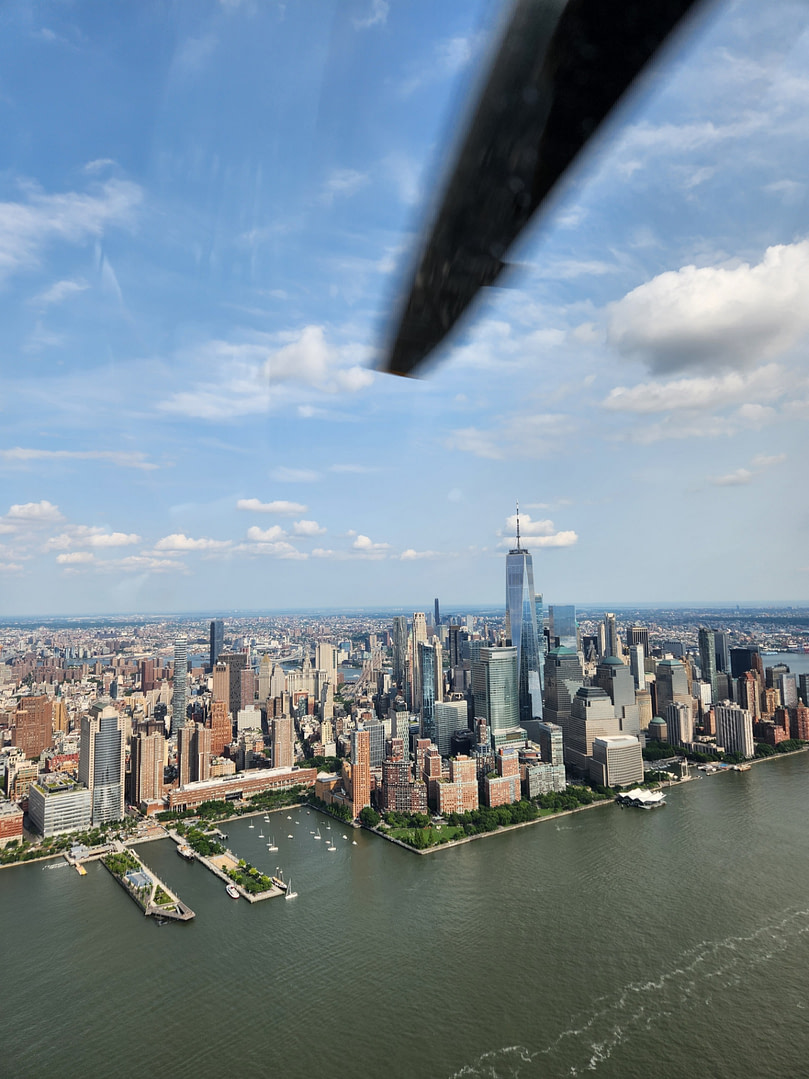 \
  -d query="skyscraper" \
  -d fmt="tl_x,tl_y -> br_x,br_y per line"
542,647 -> 584,738
79,705 -> 125,824
548,605 -> 577,649
604,613 -> 620,658
434,597 -> 441,627
472,646 -> 522,749
715,701 -> 754,758
171,636 -> 188,735
392,616 -> 408,689
505,509 -> 542,723
409,612 -> 428,711
419,641 -> 439,742
698,628 -> 718,703
209,619 -> 224,670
